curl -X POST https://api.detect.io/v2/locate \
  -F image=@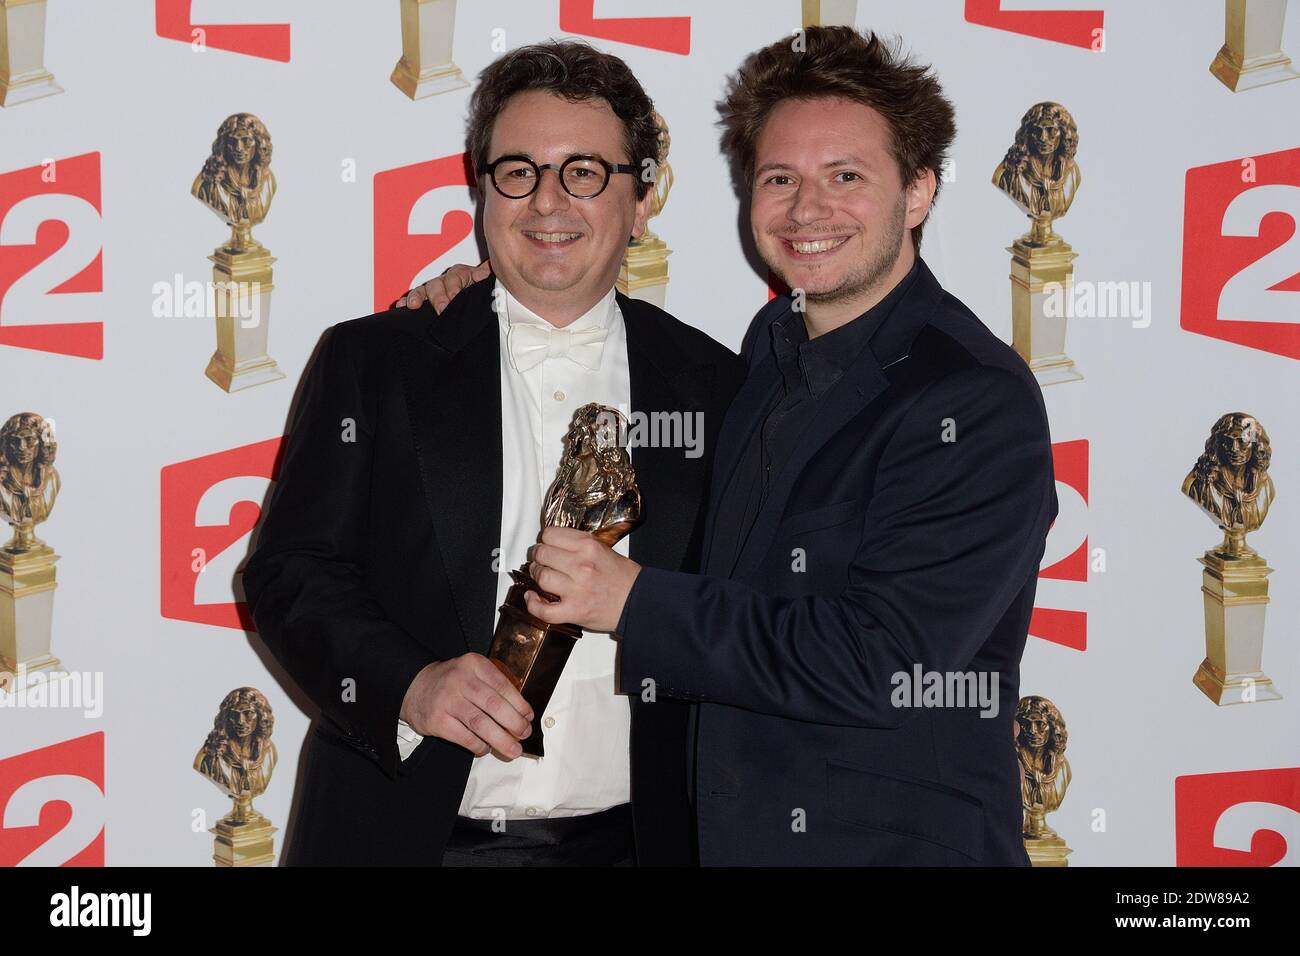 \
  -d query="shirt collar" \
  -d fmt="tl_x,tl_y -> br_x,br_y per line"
496,279 -> 618,332
771,257 -> 921,399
